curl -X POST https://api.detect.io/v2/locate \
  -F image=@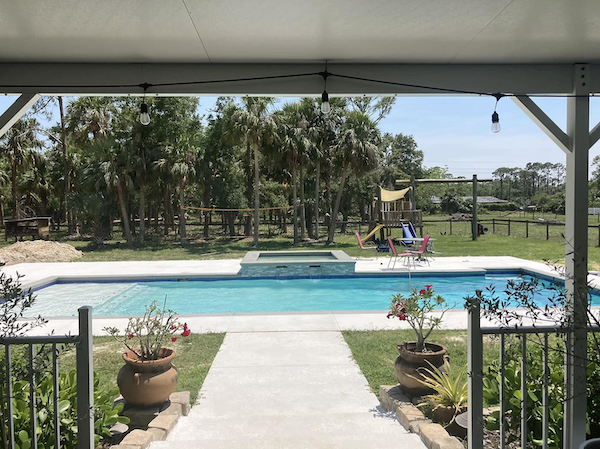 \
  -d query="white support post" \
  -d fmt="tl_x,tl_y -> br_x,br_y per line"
563,63 -> 589,449
76,306 -> 94,449
511,95 -> 571,154
468,299 -> 484,449
472,174 -> 478,241
0,93 -> 39,138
